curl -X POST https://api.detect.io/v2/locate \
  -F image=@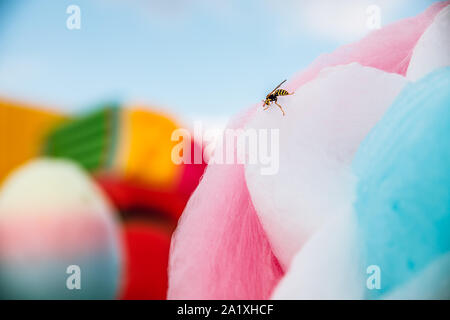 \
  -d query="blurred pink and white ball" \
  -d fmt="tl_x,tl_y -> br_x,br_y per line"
0,159 -> 122,299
